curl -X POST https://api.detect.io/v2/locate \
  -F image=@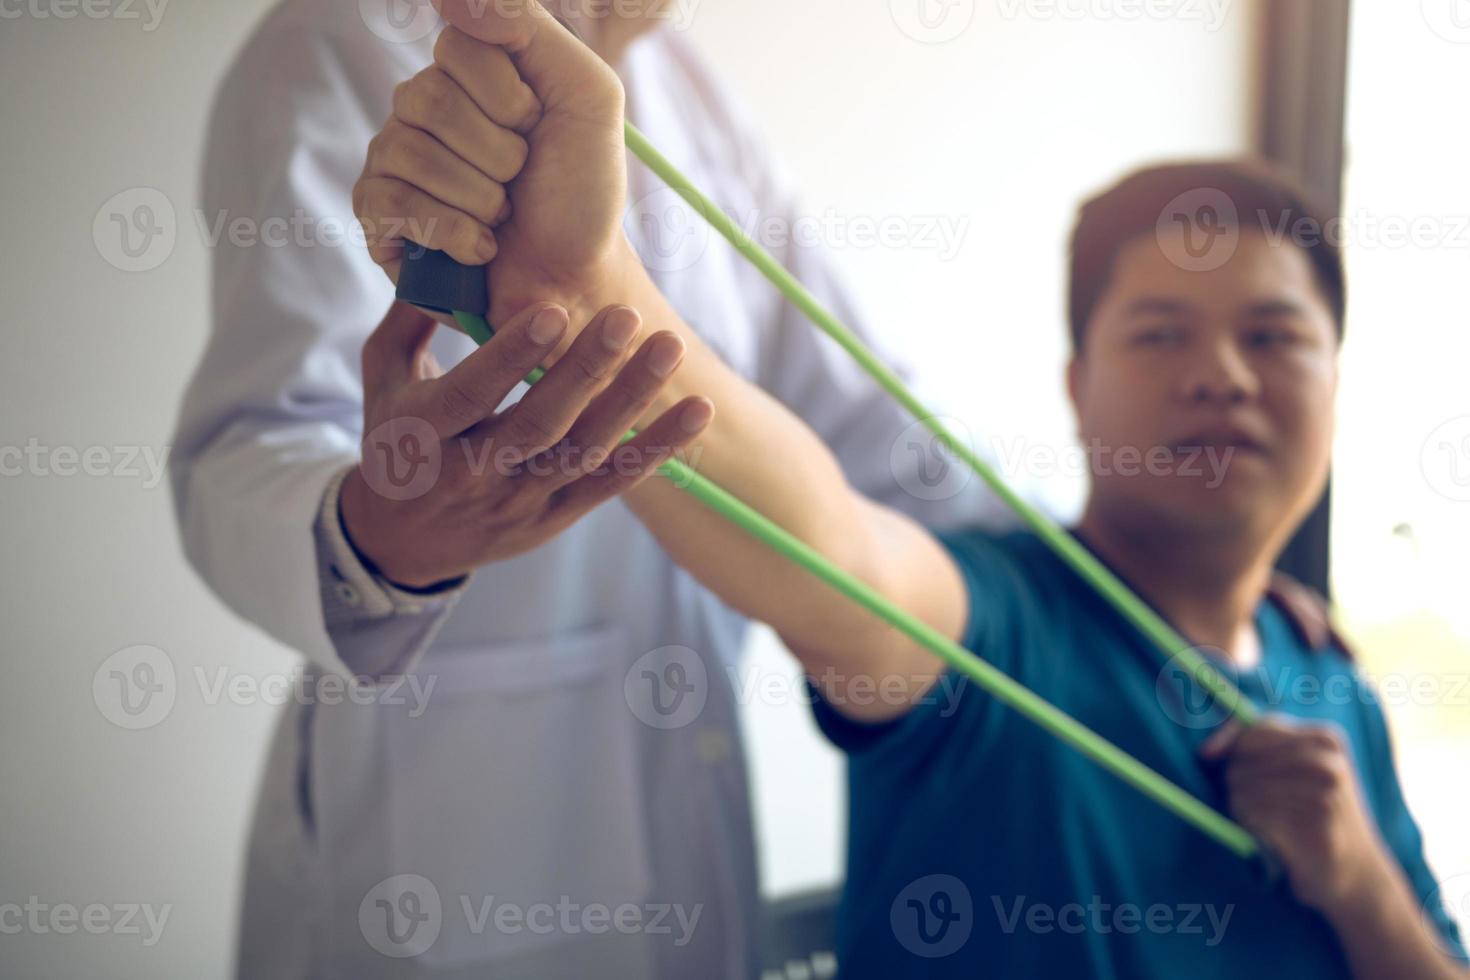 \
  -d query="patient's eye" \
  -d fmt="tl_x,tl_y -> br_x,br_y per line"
1133,324 -> 1186,347
1244,325 -> 1298,350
